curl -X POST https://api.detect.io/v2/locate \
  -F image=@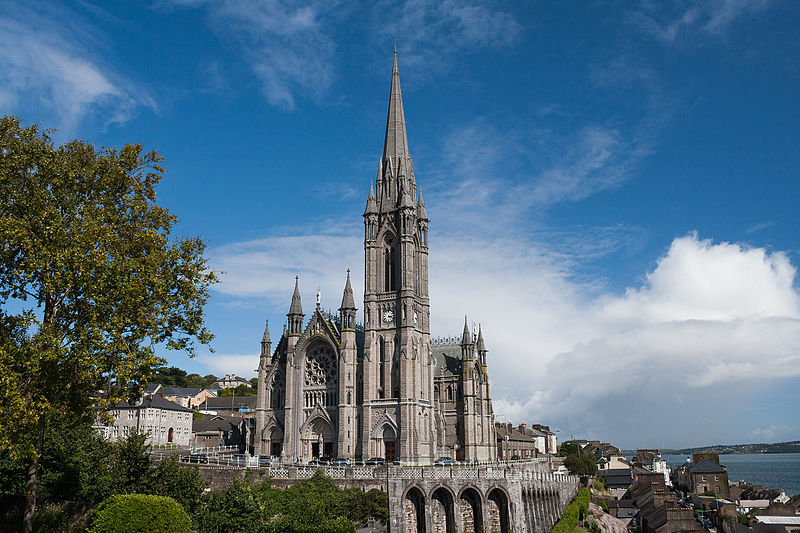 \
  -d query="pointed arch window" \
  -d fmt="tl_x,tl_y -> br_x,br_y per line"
383,234 -> 398,291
